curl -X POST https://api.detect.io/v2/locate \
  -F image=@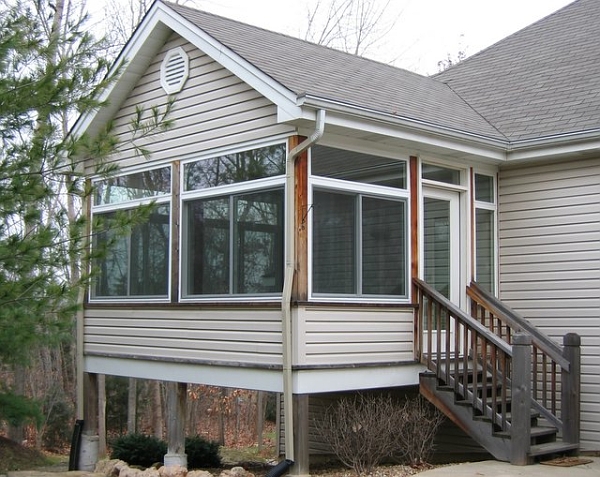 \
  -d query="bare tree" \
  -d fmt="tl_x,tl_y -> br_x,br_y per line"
101,0 -> 202,58
304,0 -> 400,57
